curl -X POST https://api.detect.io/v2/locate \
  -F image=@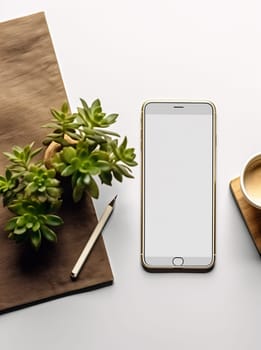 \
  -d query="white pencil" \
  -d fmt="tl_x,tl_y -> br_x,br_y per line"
71,195 -> 117,279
